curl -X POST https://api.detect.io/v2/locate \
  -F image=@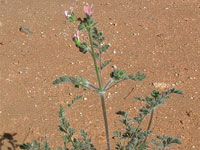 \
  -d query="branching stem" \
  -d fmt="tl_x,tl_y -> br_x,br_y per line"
88,28 -> 110,150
